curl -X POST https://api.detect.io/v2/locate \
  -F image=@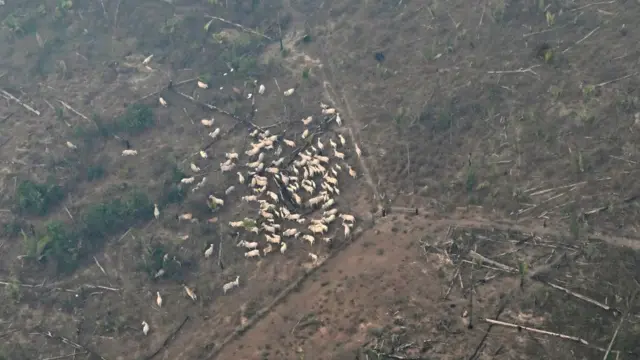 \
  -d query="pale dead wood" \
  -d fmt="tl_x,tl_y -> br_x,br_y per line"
528,182 -> 586,196
174,89 -> 265,132
522,25 -> 569,37
64,206 -> 74,220
469,250 -> 518,273
562,26 -> 600,53
114,0 -> 122,29
117,227 -> 132,243
484,318 -> 620,355
43,351 -> 86,360
543,281 -> 619,314
31,331 -> 107,360
136,78 -> 197,103
93,256 -> 108,277
570,0 -> 615,11
487,65 -> 541,79
594,72 -> 638,88
0,88 -> 40,115
0,280 -> 119,292
486,318 -> 589,343
603,311 -> 627,360
57,99 -> 90,122
182,107 -> 195,124
98,0 -> 107,18
204,15 -> 273,41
